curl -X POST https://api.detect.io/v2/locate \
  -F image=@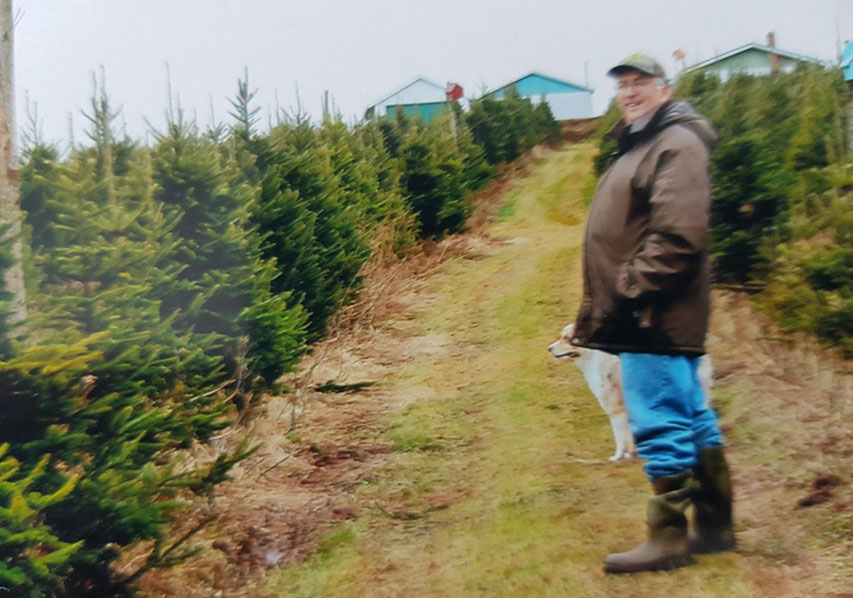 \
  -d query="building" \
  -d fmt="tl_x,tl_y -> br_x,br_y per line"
842,40 -> 853,89
682,33 -> 825,81
364,76 -> 457,123
483,72 -> 593,120
842,41 -> 853,151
